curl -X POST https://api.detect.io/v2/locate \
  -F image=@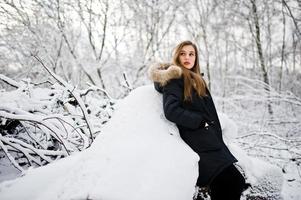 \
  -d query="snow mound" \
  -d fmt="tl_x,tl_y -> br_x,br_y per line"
0,85 -> 199,200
